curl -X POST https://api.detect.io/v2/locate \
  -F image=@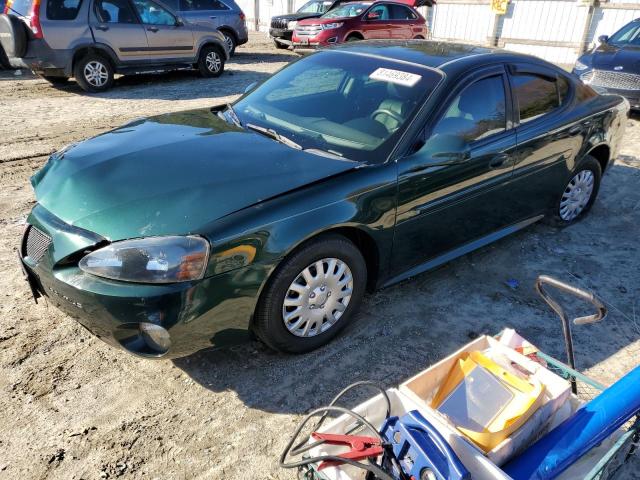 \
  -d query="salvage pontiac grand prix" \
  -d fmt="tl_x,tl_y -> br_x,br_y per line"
19,41 -> 628,358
